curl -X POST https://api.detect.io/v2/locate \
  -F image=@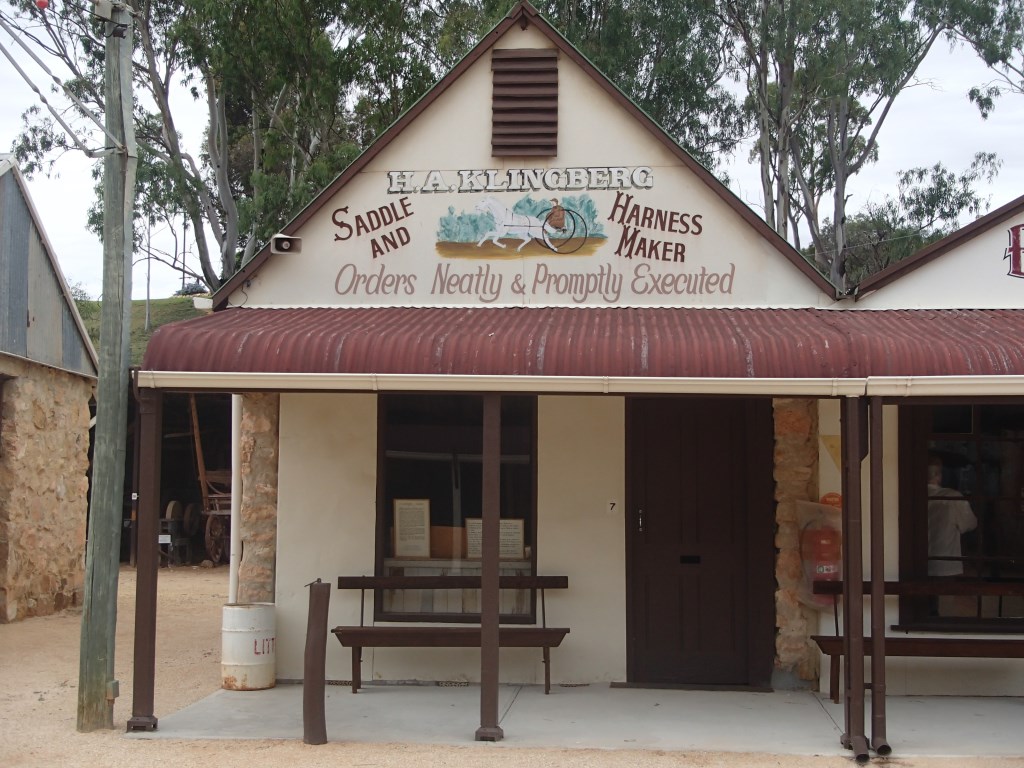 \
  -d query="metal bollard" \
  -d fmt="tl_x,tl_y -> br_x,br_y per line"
303,578 -> 331,745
